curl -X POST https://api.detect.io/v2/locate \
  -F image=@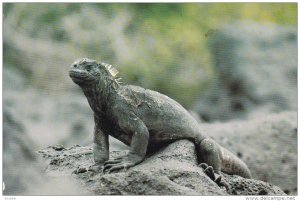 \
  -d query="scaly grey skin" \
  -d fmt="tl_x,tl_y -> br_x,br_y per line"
69,58 -> 252,187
